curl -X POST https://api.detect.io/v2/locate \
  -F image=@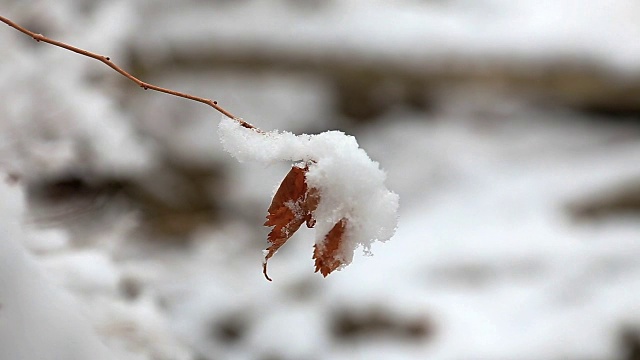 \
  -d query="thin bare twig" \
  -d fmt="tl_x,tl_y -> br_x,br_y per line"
0,15 -> 258,130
